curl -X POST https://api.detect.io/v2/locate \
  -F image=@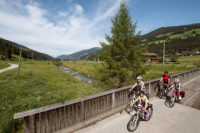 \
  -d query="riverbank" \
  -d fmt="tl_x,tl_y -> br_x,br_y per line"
63,61 -> 200,87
